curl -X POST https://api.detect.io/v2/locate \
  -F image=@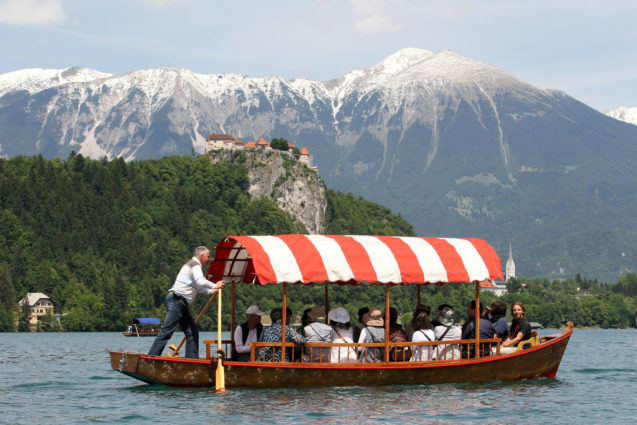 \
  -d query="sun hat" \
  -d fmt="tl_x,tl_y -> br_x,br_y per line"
246,305 -> 265,316
308,305 -> 326,320
362,308 -> 384,327
436,306 -> 455,326
328,307 -> 350,324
